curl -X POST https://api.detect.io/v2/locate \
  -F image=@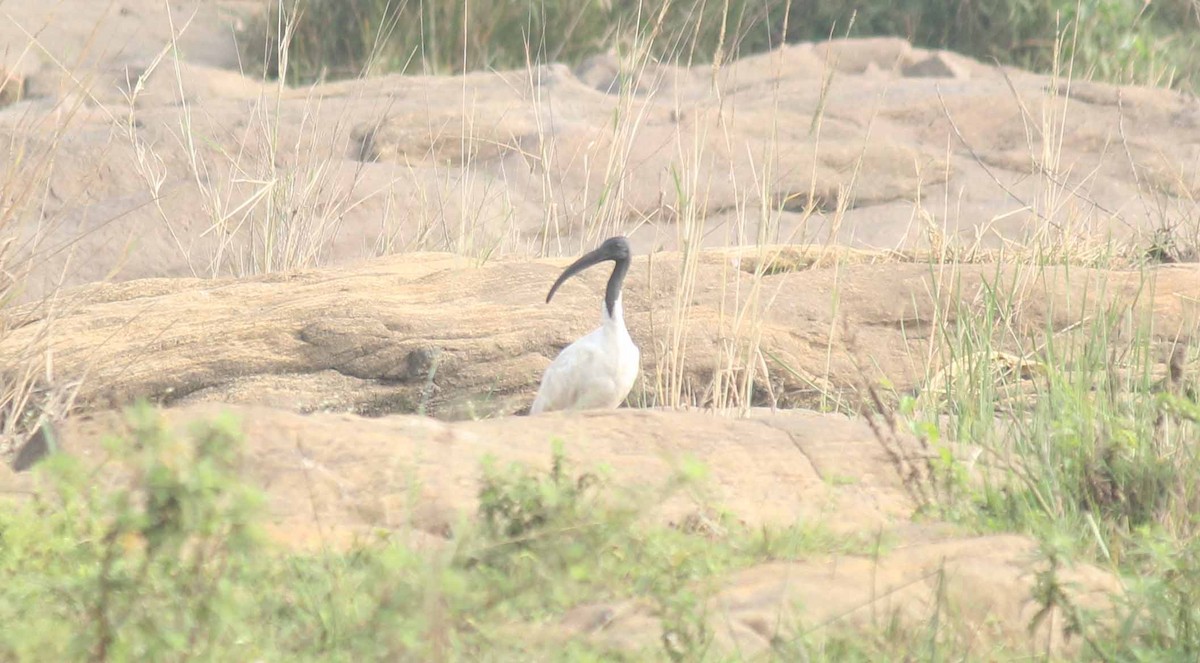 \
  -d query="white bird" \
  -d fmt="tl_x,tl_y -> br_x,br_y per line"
530,236 -> 640,414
